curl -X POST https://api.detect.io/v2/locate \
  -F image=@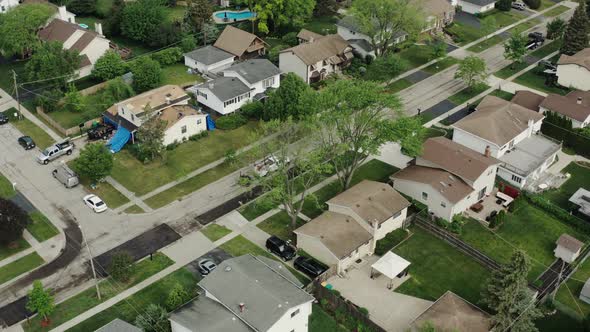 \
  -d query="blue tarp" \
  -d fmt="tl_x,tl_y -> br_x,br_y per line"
108,126 -> 131,153
206,114 -> 215,131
